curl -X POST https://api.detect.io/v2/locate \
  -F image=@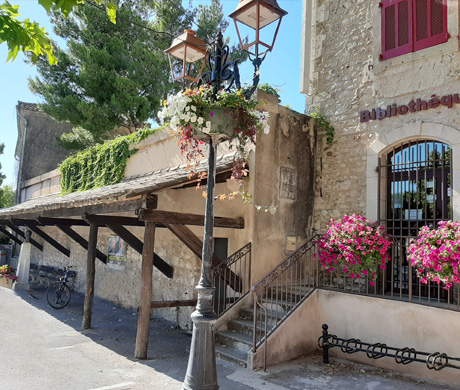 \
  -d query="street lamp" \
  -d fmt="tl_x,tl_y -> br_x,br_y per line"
165,2 -> 287,389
